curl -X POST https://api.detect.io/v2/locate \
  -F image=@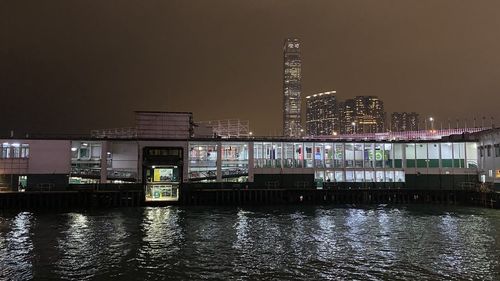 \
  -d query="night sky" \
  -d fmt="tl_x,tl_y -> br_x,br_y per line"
2,1 -> 500,136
